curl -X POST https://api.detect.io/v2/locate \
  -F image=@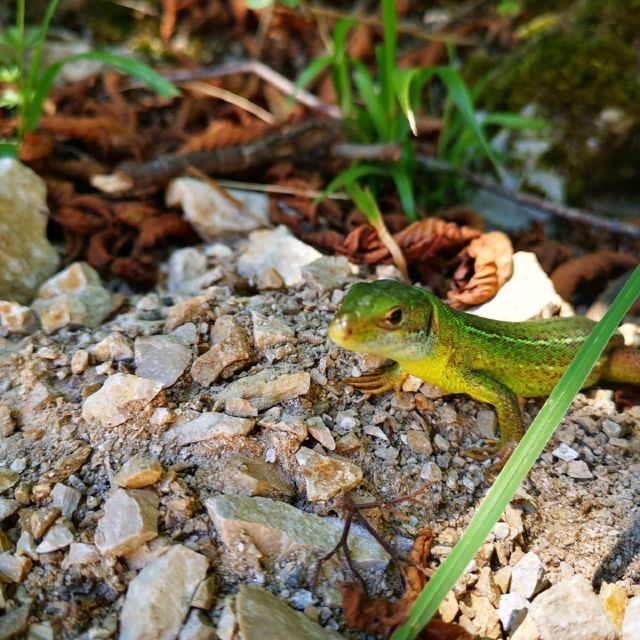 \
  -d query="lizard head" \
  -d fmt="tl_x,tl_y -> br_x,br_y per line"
328,279 -> 435,359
